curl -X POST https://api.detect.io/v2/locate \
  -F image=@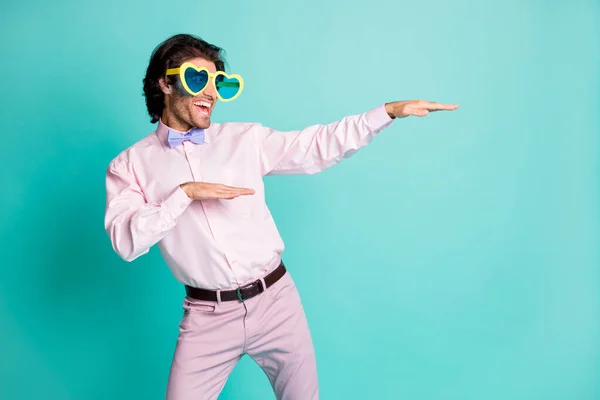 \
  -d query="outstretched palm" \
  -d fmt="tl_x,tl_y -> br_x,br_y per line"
386,100 -> 459,118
